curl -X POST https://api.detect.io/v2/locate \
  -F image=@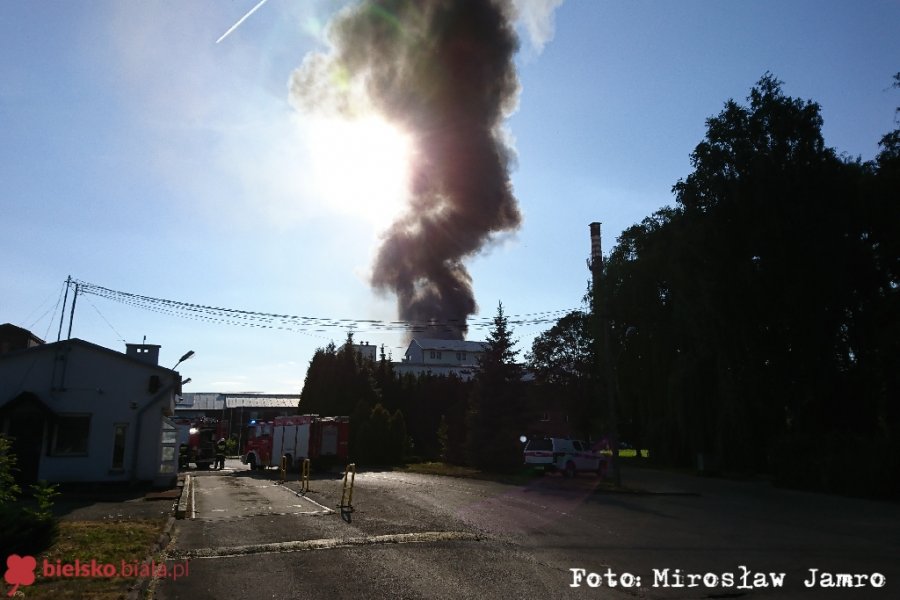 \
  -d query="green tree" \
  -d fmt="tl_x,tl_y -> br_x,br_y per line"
527,309 -> 595,438
0,436 -> 21,505
299,332 -> 381,417
602,73 -> 900,496
388,409 -> 408,463
0,437 -> 59,556
466,302 -> 526,471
